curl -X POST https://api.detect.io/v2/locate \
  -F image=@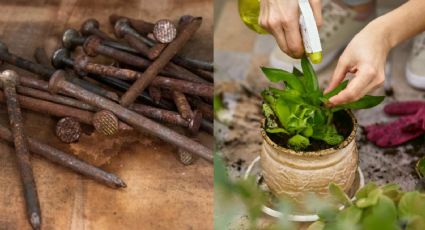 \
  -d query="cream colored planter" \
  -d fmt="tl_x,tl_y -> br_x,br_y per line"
260,111 -> 358,212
